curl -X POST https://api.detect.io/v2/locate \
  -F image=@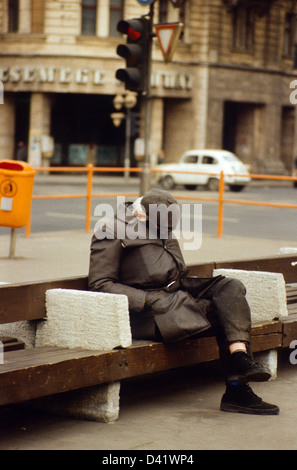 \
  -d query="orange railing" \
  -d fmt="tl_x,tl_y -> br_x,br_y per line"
25,165 -> 297,238
27,164 -> 140,236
